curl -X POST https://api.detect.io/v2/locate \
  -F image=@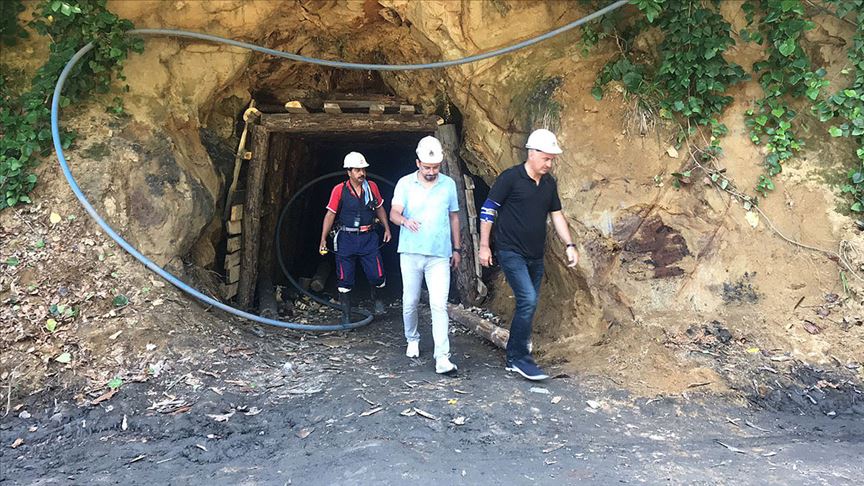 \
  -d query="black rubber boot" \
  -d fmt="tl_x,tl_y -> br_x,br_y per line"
339,292 -> 351,324
370,286 -> 386,316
